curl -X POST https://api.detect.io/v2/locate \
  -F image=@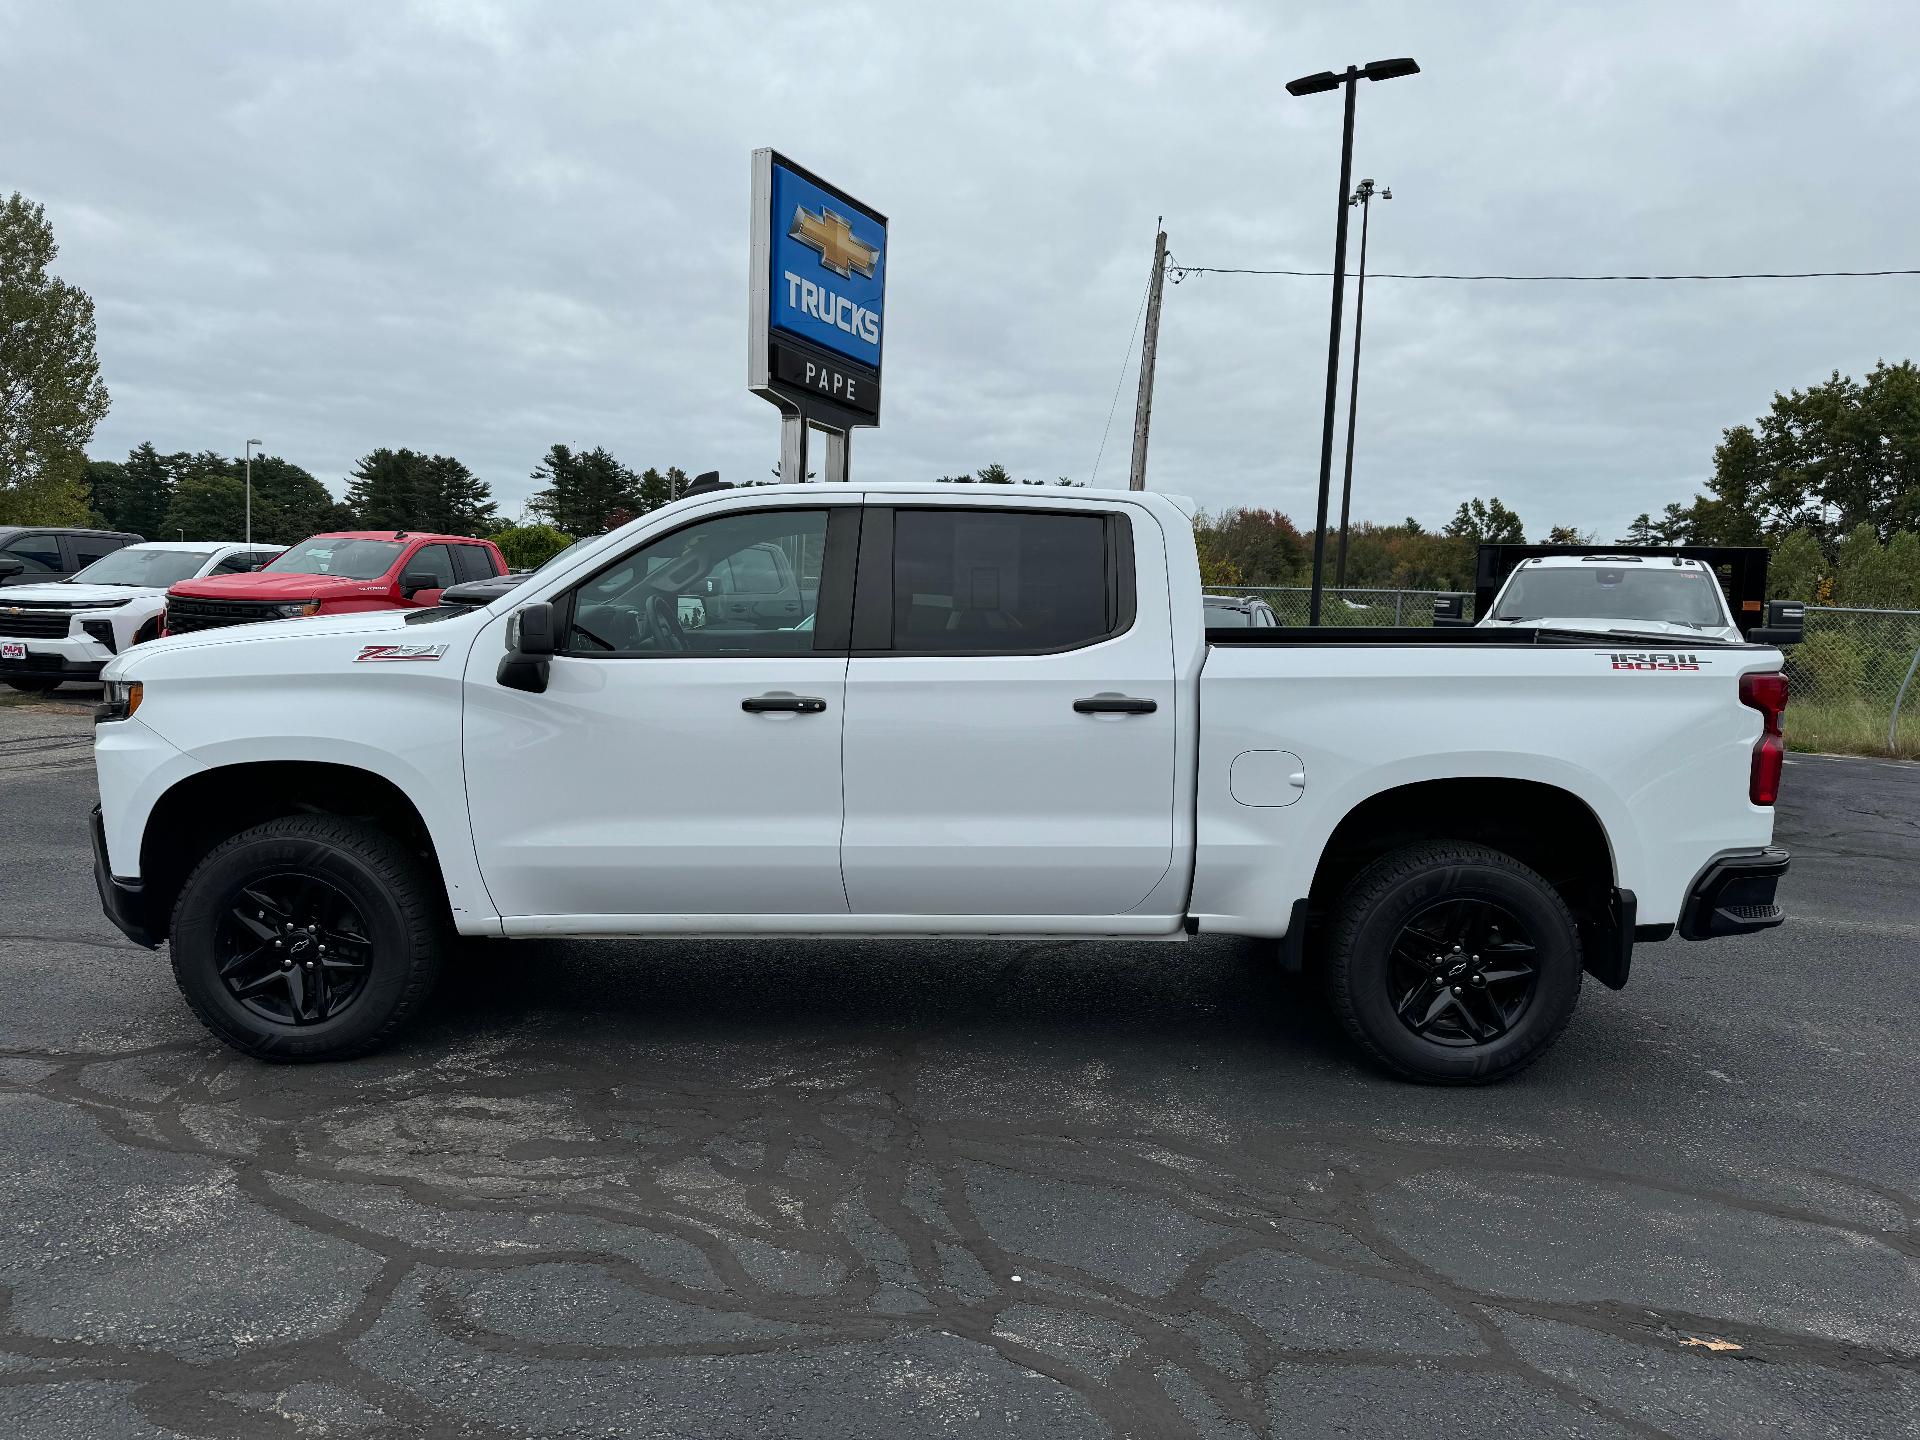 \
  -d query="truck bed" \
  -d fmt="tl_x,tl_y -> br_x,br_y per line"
1205,625 -> 1763,649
